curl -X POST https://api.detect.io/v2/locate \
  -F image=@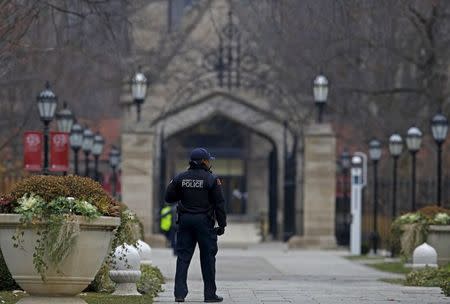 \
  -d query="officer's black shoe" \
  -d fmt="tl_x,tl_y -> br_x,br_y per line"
175,297 -> 185,302
204,295 -> 223,302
